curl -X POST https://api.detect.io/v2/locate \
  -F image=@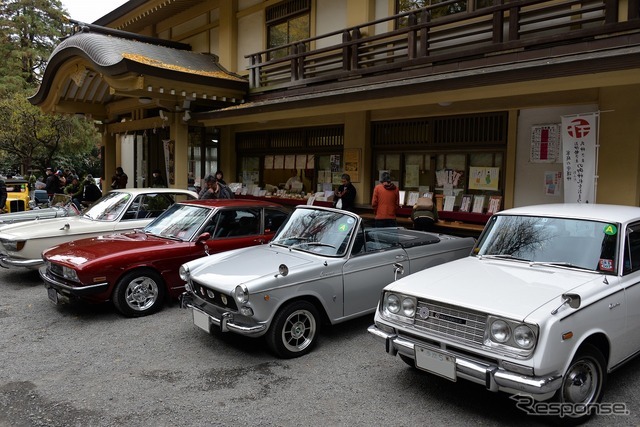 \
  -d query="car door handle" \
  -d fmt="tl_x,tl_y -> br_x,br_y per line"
395,254 -> 407,260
